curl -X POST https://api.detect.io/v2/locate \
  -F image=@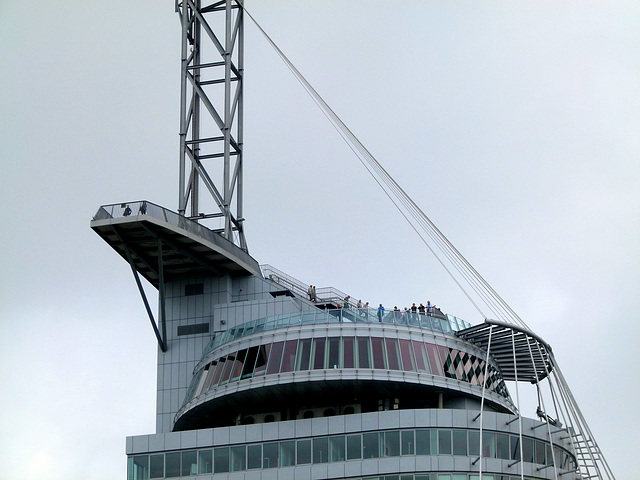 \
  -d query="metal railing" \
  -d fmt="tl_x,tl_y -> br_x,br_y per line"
93,201 -> 229,249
